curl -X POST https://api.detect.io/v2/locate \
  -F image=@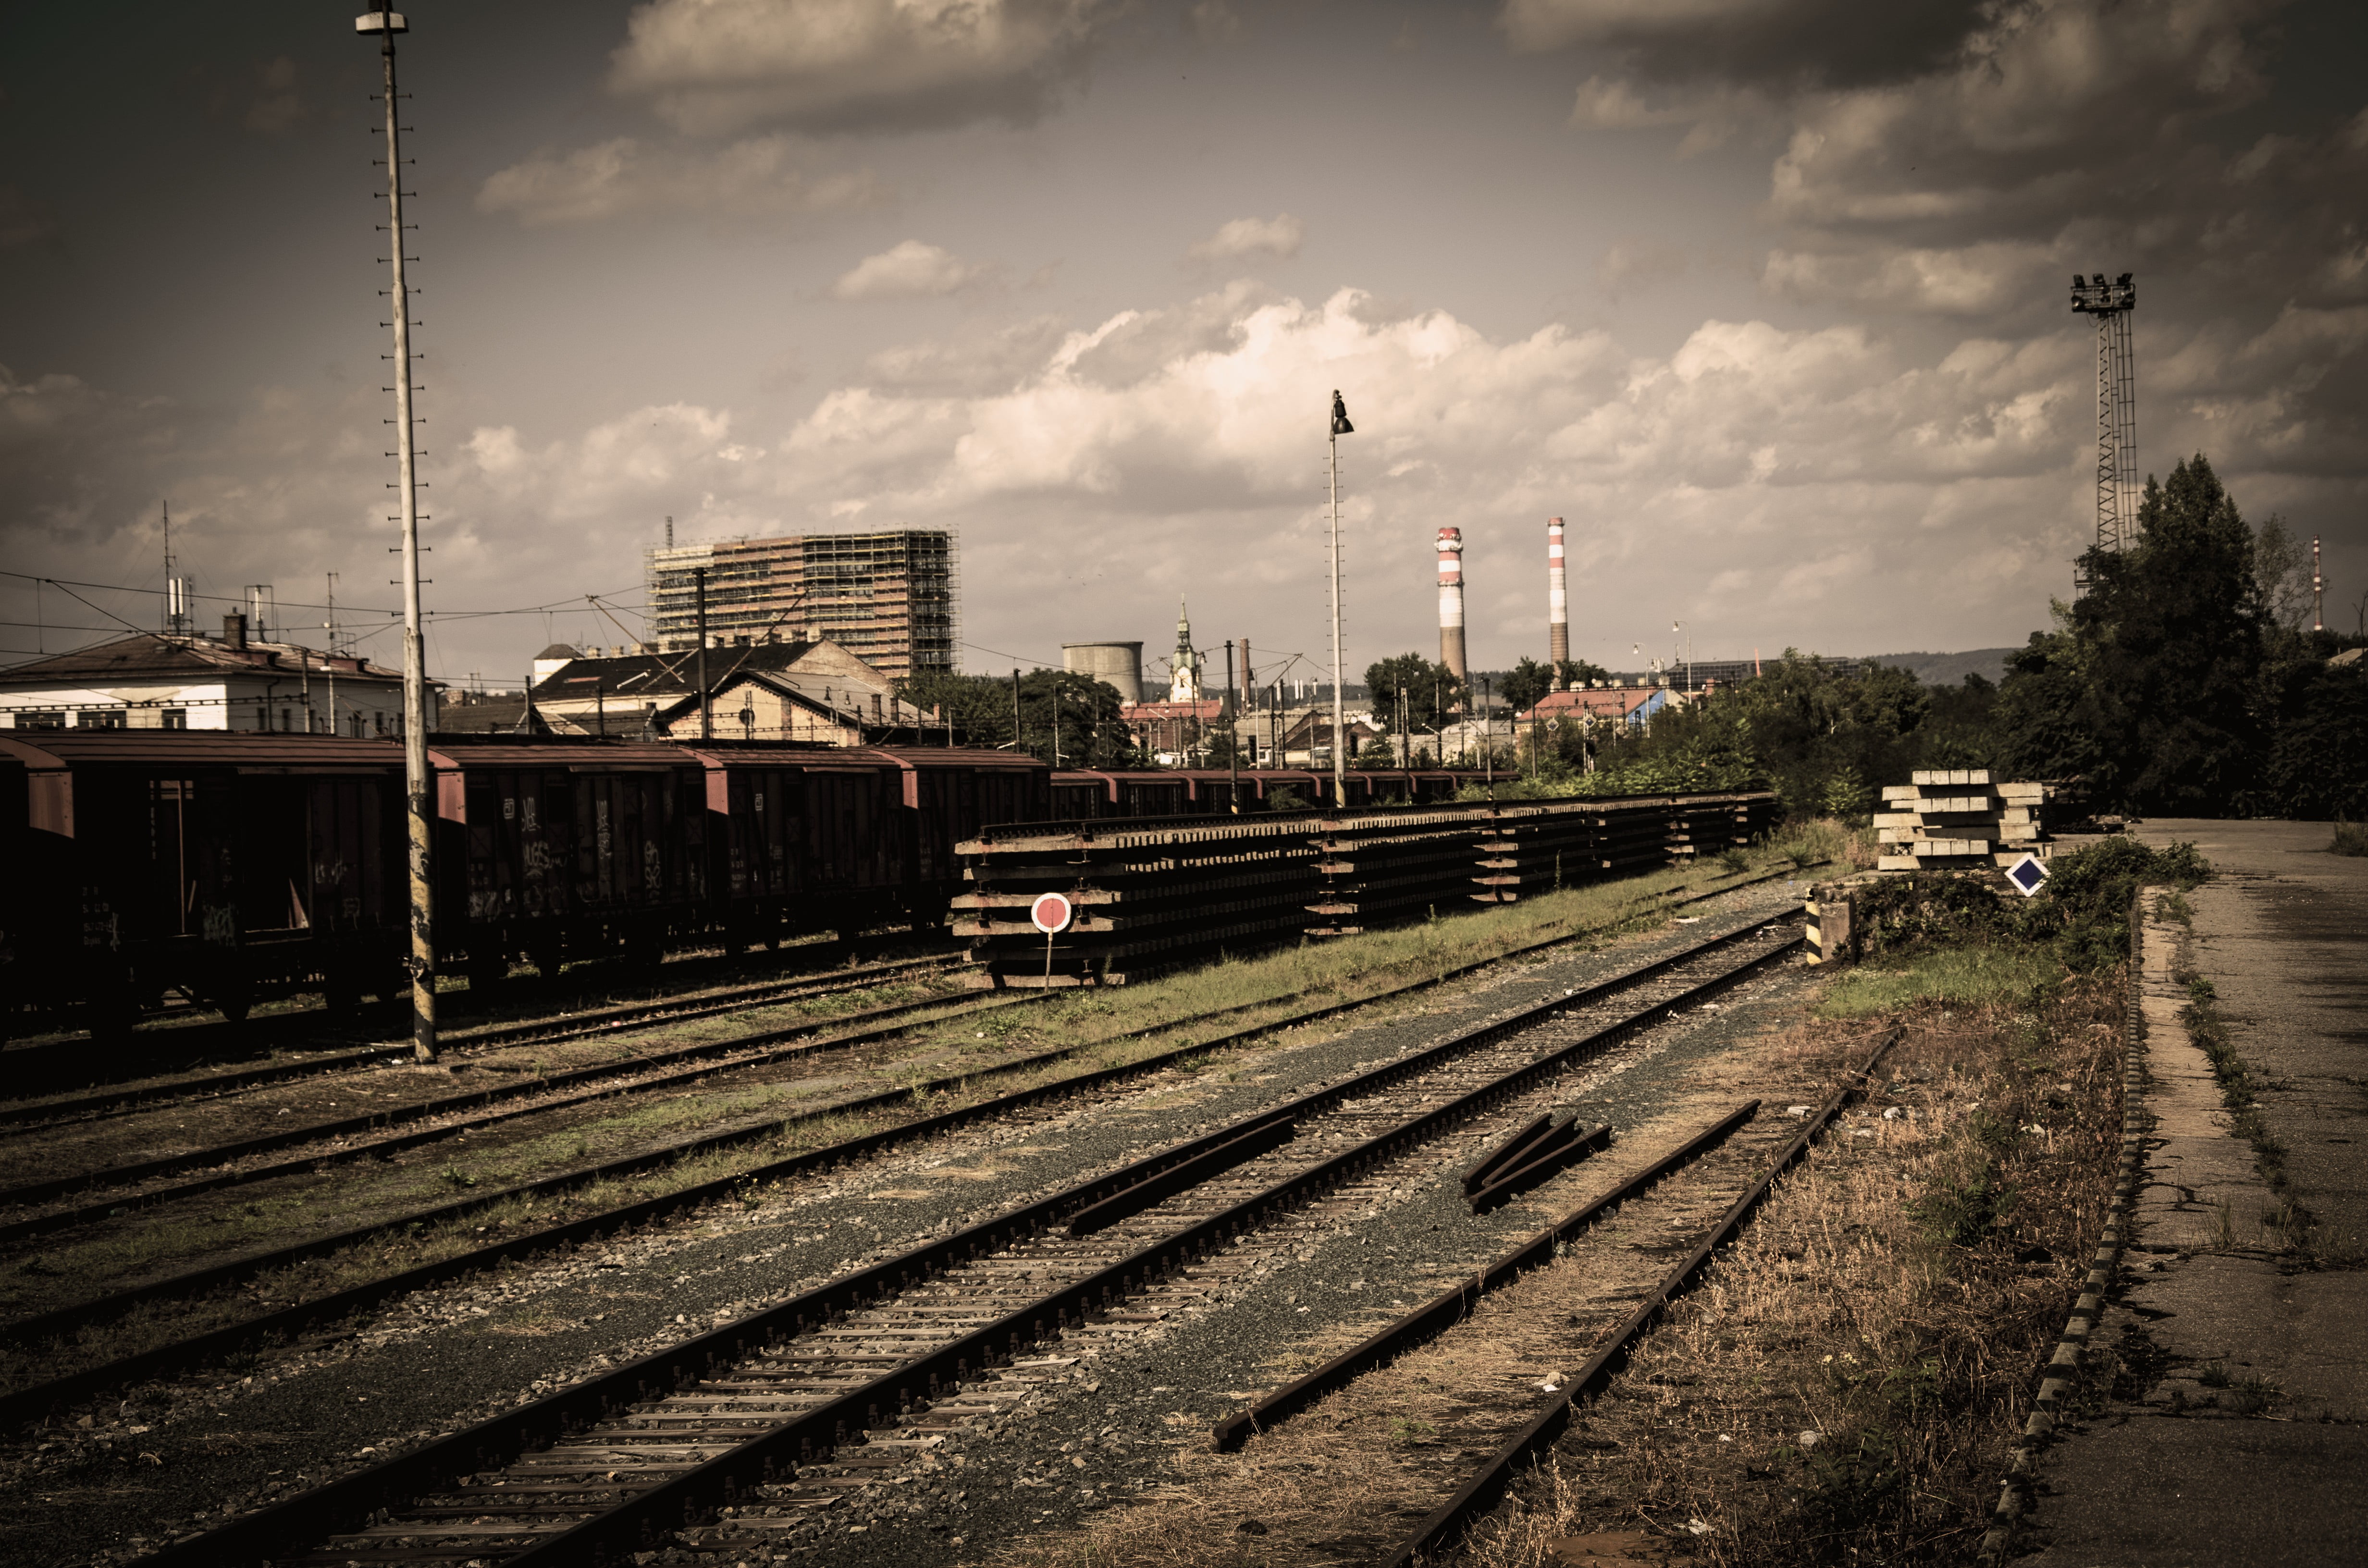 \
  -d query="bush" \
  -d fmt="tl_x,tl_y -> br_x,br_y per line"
2332,821 -> 2368,858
